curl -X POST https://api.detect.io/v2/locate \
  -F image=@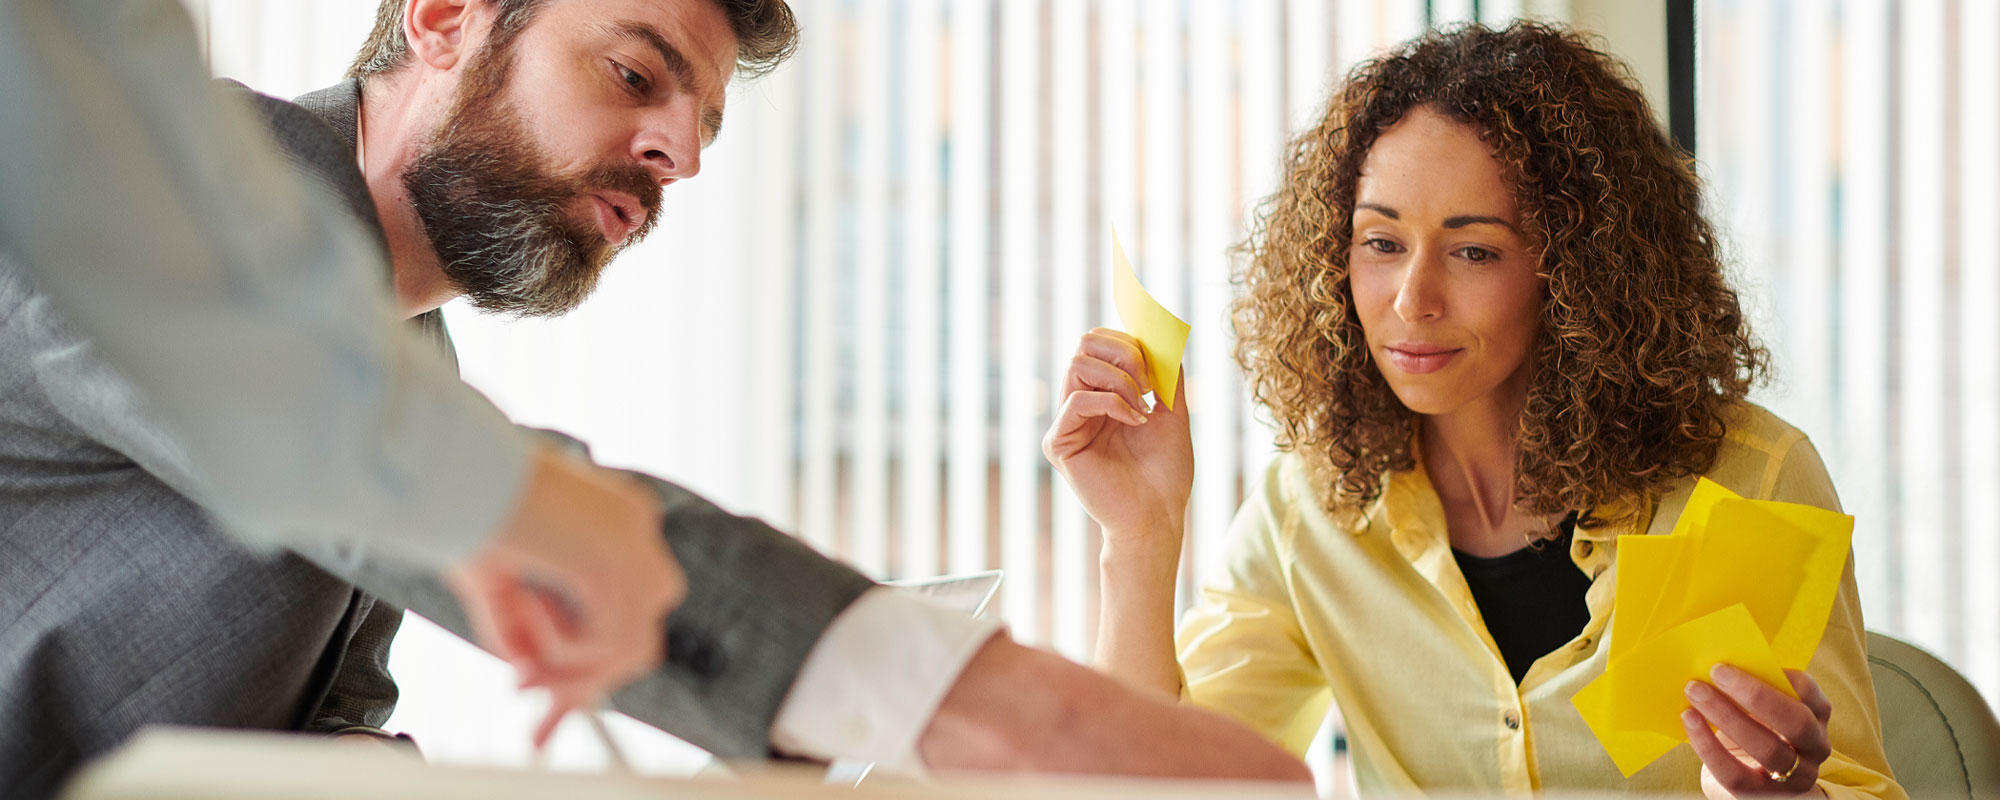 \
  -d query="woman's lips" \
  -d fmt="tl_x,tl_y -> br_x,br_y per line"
1384,345 -> 1465,374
